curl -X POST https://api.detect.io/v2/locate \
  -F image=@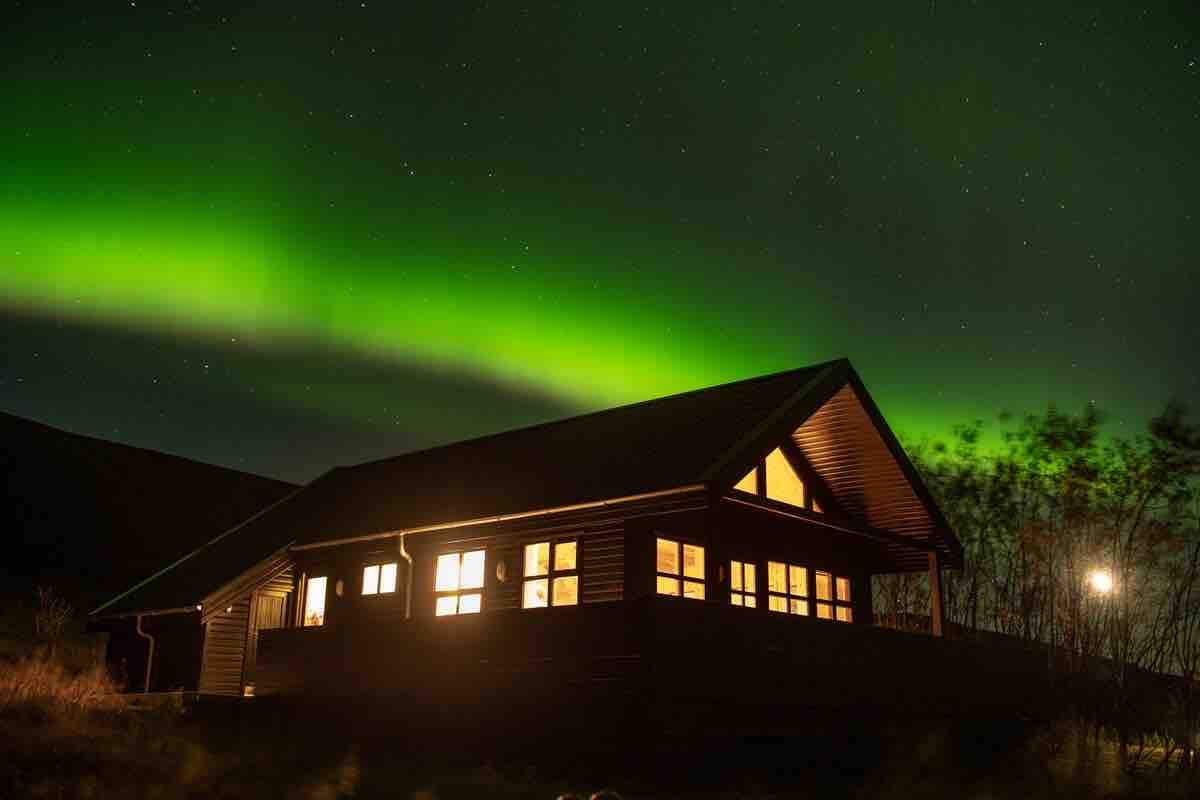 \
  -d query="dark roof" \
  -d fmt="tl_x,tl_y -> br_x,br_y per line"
94,358 -> 961,616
